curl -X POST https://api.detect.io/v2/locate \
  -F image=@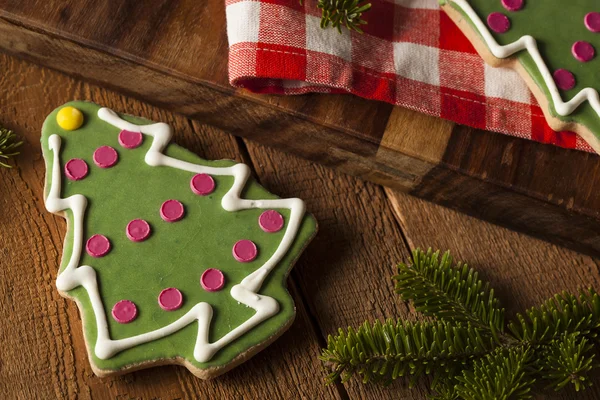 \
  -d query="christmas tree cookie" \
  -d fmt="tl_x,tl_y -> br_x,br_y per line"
441,0 -> 600,152
41,101 -> 317,378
